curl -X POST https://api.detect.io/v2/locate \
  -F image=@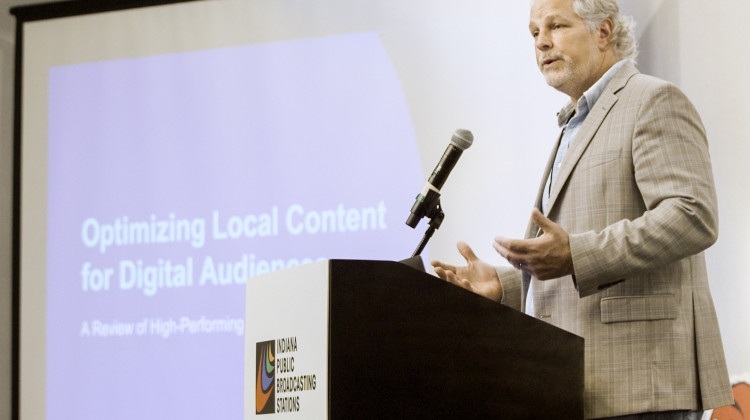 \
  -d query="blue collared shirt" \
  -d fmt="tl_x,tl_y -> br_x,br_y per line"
541,59 -> 627,214
528,59 -> 628,316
